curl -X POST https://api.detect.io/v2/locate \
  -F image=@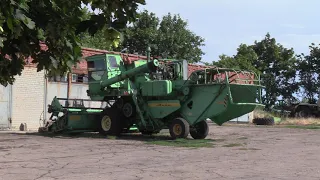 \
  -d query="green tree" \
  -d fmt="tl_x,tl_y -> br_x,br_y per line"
78,7 -> 121,51
0,0 -> 145,86
210,33 -> 298,107
114,10 -> 205,63
116,10 -> 160,55
211,54 -> 236,68
212,44 -> 259,73
296,43 -> 320,103
251,33 -> 298,106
